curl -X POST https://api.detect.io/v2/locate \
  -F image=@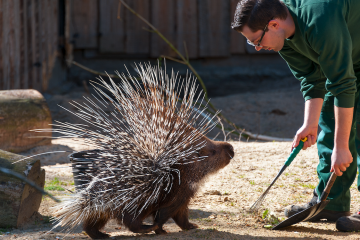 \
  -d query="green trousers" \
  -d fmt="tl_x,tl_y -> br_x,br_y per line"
316,73 -> 360,212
